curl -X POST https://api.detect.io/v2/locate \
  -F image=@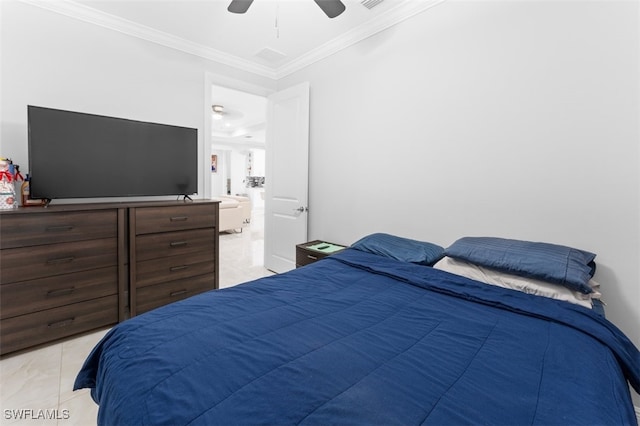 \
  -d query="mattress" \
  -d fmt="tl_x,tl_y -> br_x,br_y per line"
75,248 -> 640,425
